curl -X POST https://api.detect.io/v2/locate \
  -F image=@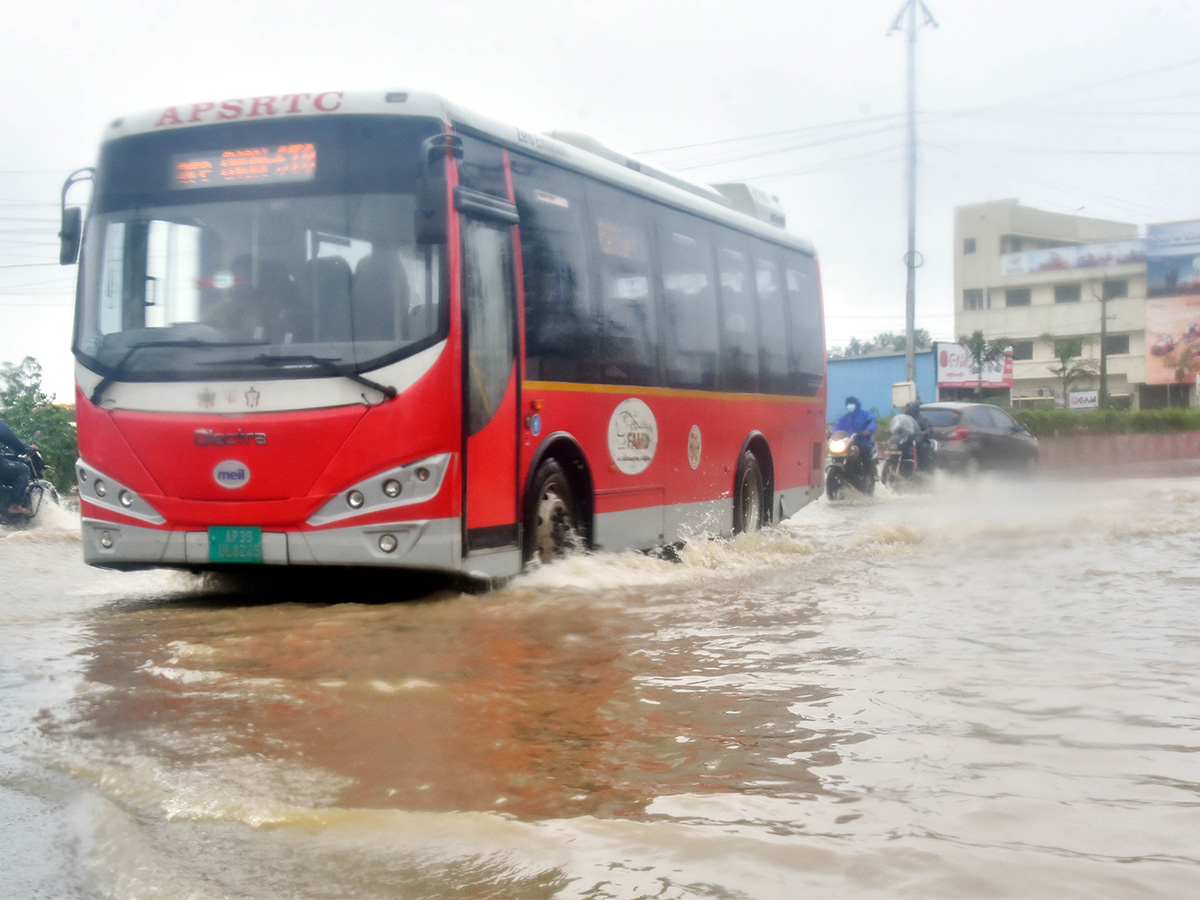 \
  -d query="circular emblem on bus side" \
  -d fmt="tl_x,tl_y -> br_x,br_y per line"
607,398 -> 658,476
213,460 -> 251,489
687,425 -> 702,470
